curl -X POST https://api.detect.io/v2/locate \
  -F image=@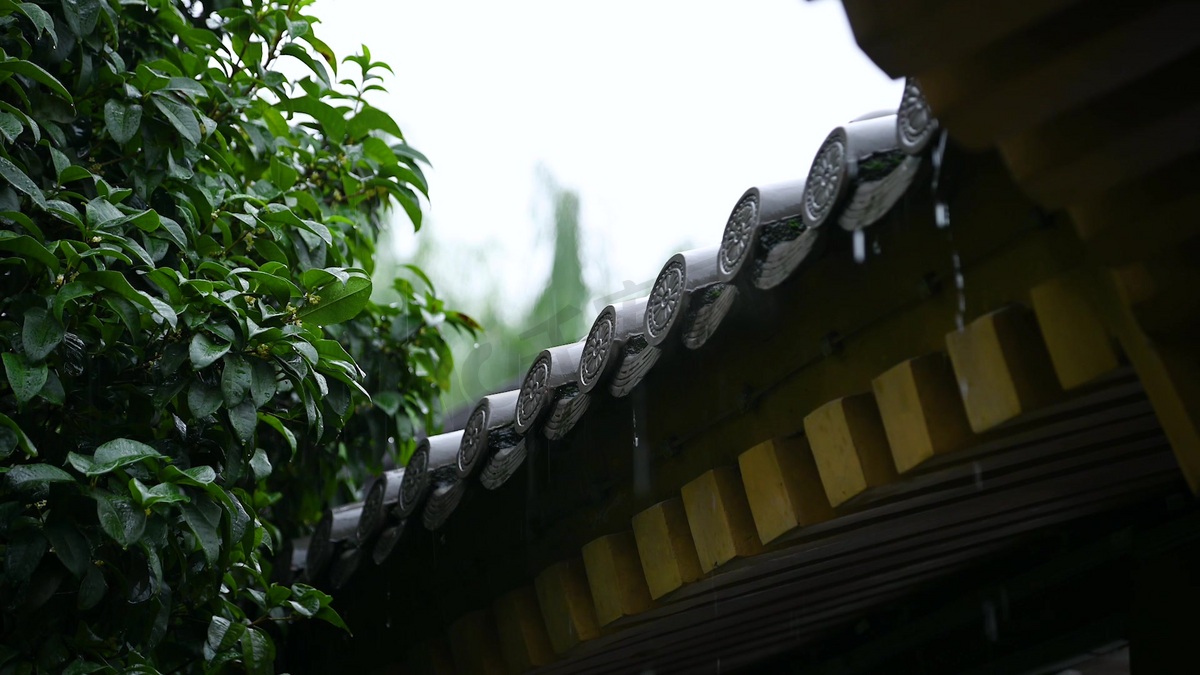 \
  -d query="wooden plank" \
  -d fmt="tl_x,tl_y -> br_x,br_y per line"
738,436 -> 834,544
945,305 -> 1062,433
804,394 -> 898,507
631,498 -> 703,600
1031,273 -> 1121,389
581,532 -> 652,626
447,610 -> 507,675
872,353 -> 974,473
534,558 -> 600,655
493,586 -> 555,673
680,467 -> 763,573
